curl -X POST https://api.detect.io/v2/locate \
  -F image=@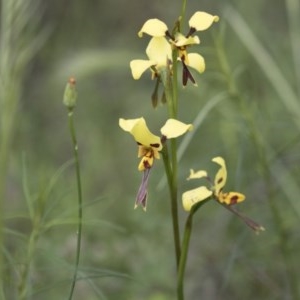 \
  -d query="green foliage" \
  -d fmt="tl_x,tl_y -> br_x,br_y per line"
1,0 -> 300,299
